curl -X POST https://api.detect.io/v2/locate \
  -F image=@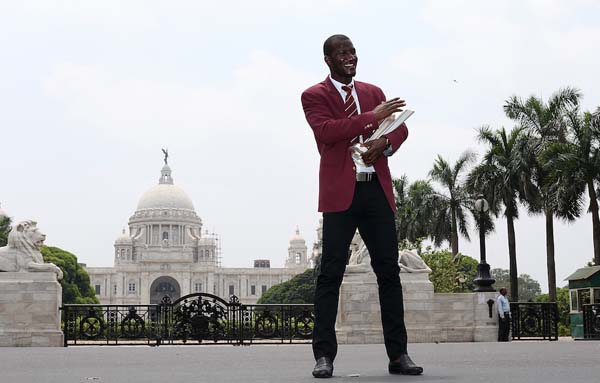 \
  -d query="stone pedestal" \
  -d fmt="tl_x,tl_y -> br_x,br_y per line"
336,267 -> 499,344
0,272 -> 63,347
336,268 -> 436,344
402,272 -> 437,343
335,269 -> 384,344
472,292 -> 499,342
431,291 -> 498,342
